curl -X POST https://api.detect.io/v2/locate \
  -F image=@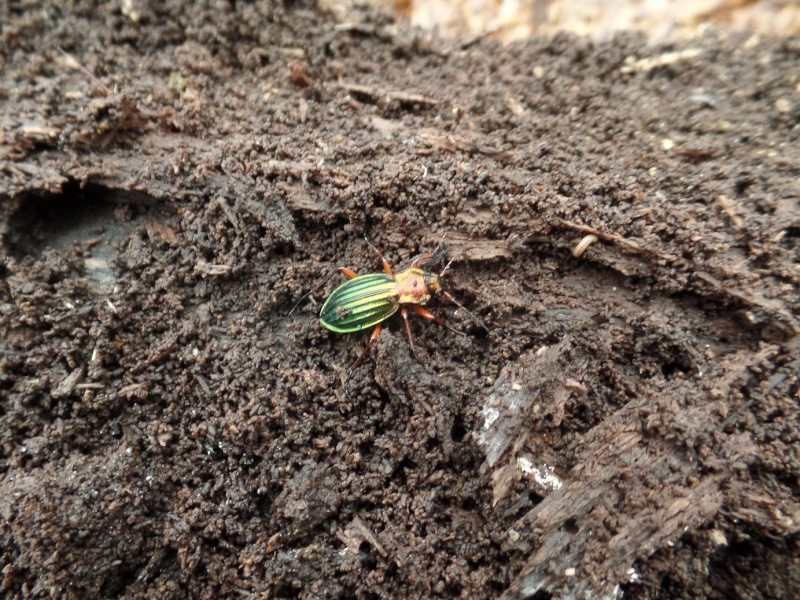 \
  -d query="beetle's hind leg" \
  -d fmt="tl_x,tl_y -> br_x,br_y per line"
343,323 -> 383,399
287,266 -> 358,315
363,236 -> 394,275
